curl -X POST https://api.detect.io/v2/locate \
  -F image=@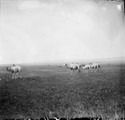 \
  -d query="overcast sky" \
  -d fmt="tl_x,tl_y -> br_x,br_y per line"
0,0 -> 125,64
